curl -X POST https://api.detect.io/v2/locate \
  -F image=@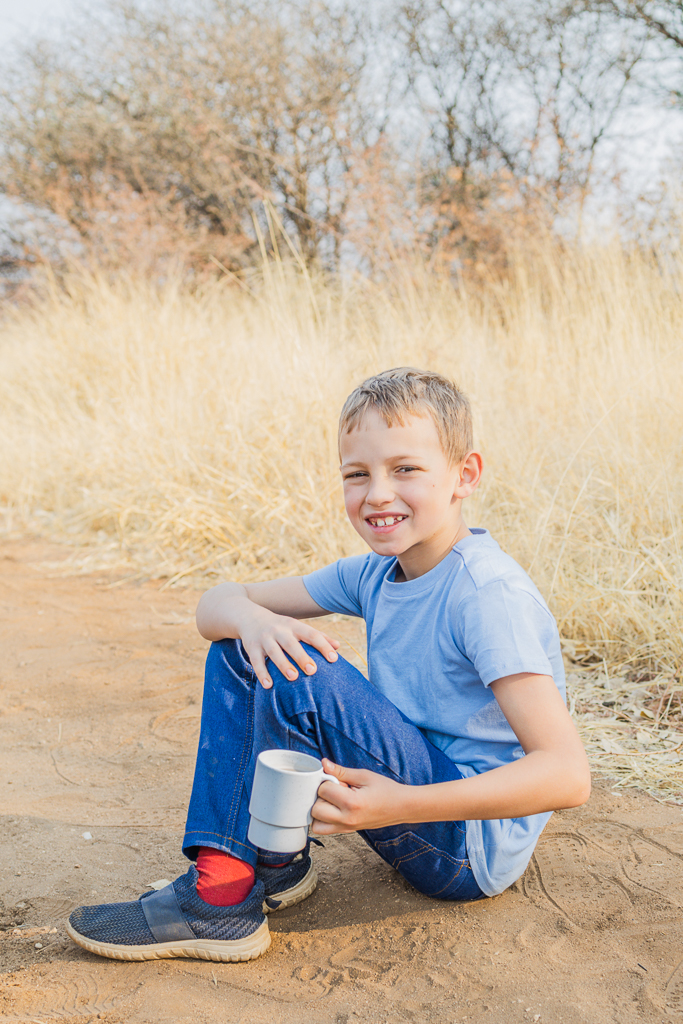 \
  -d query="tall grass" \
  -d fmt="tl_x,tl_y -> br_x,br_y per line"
1,243 -> 682,683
